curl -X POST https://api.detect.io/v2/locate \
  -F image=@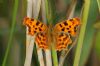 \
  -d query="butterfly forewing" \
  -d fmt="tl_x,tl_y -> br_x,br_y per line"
23,17 -> 47,36
54,18 -> 80,37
